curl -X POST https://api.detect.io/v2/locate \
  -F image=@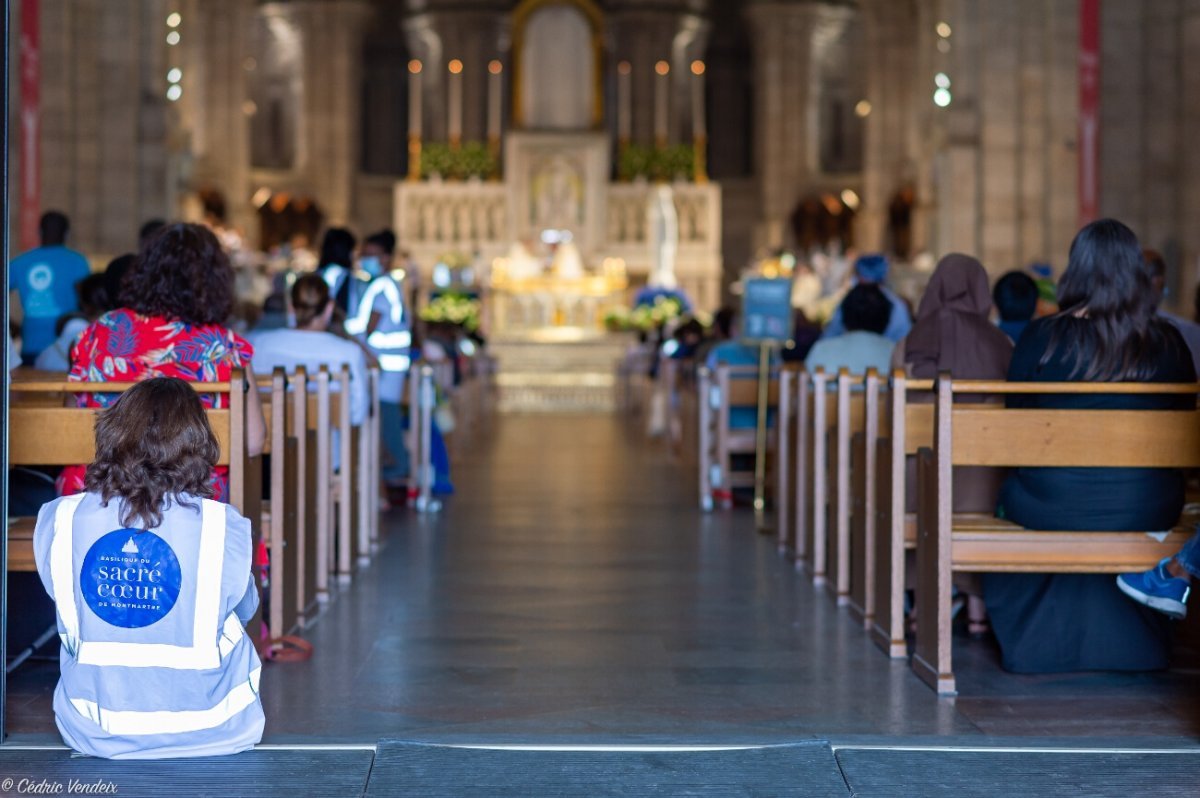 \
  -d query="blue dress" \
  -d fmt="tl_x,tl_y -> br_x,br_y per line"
983,318 -> 1196,673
